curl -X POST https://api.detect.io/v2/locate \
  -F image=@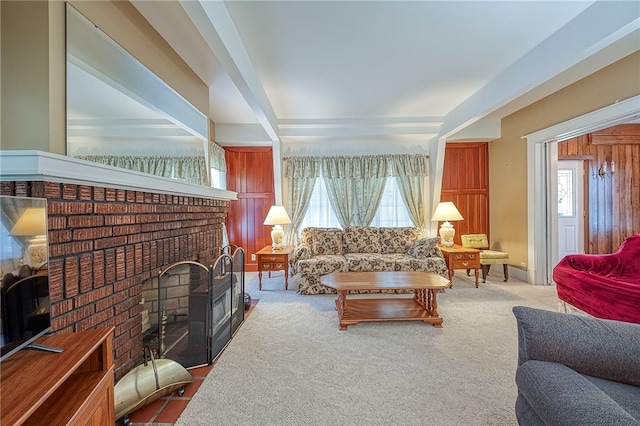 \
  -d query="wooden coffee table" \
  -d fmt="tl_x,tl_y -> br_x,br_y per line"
320,271 -> 451,330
